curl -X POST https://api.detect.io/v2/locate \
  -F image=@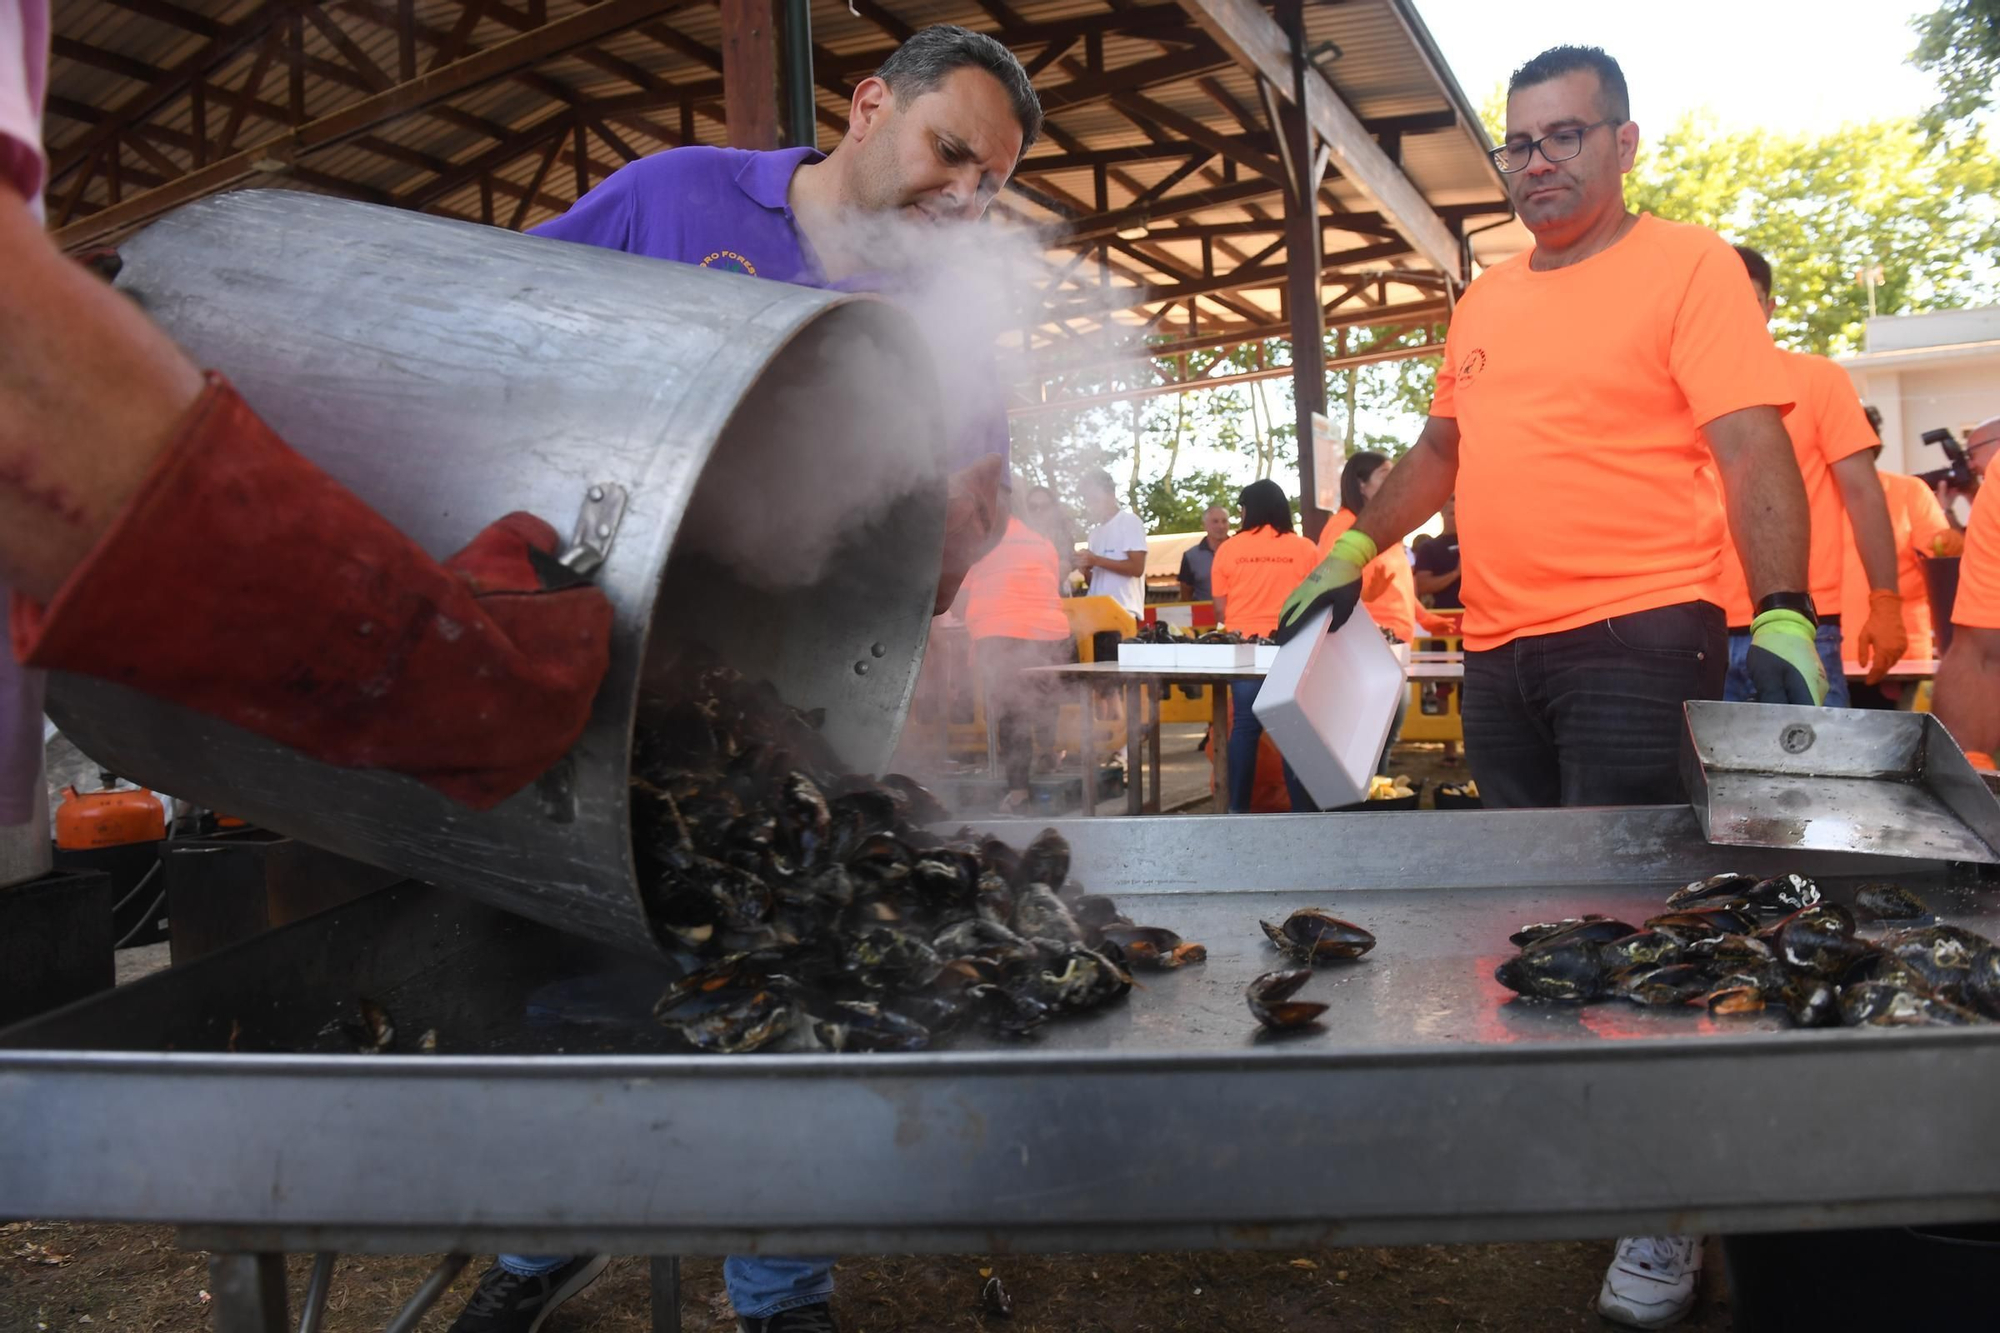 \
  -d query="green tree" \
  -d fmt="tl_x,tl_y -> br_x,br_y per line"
1134,468 -> 1241,533
1627,116 -> 2000,354
1912,0 -> 2000,138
